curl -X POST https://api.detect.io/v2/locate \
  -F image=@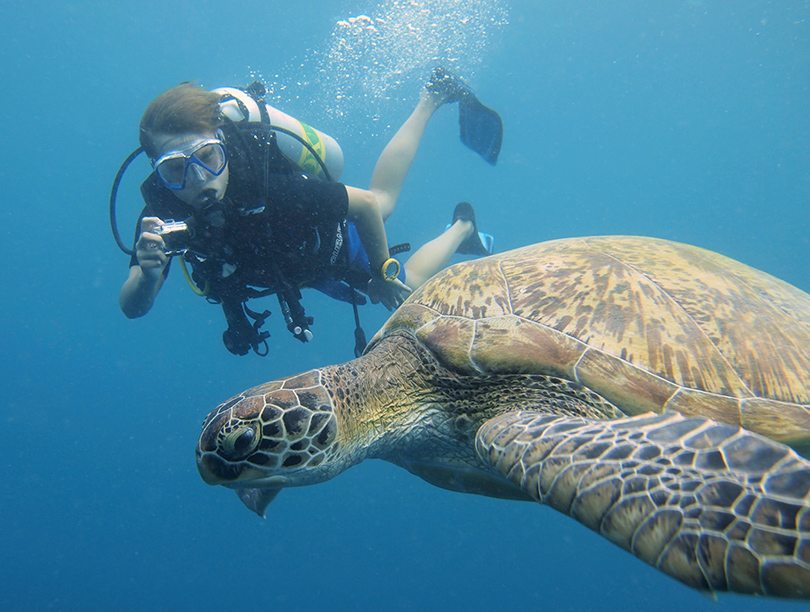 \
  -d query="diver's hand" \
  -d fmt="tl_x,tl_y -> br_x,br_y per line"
135,217 -> 169,282
367,276 -> 412,311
